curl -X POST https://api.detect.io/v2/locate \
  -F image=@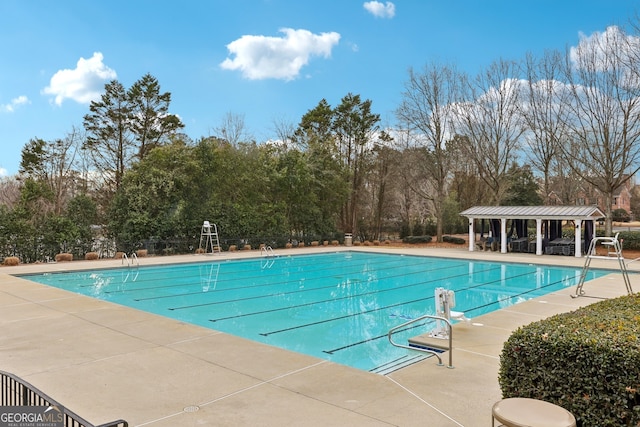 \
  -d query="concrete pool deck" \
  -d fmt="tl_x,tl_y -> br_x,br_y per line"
0,246 -> 637,426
